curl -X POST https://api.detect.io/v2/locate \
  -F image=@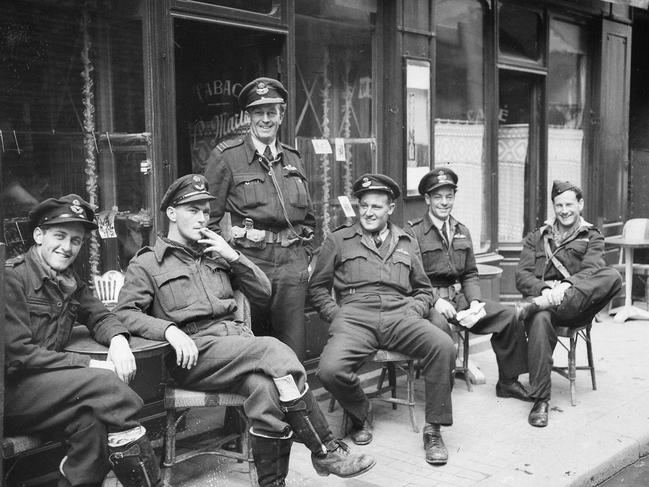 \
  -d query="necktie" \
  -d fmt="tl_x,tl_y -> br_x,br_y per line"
441,221 -> 449,247
372,232 -> 383,248
263,145 -> 273,161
